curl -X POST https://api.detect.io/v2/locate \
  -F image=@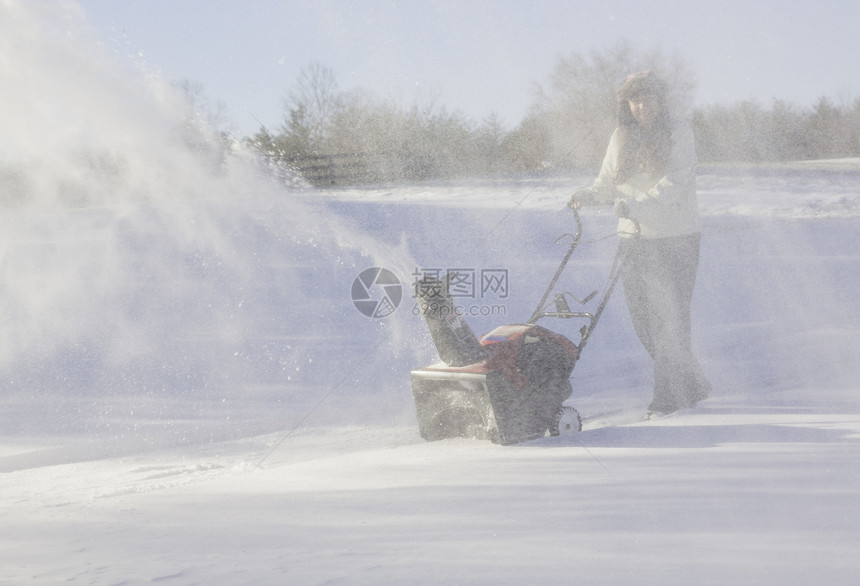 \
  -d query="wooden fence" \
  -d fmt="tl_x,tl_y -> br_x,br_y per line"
287,152 -> 384,187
